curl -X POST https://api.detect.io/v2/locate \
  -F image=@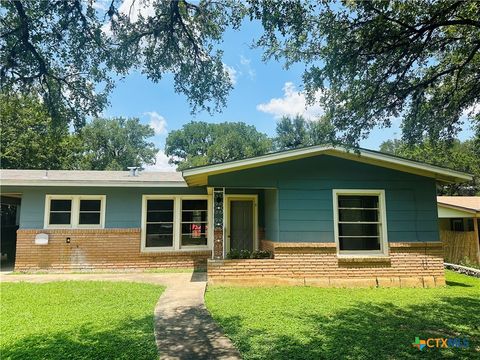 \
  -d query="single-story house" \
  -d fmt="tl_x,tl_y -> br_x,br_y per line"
0,145 -> 472,287
437,196 -> 480,265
